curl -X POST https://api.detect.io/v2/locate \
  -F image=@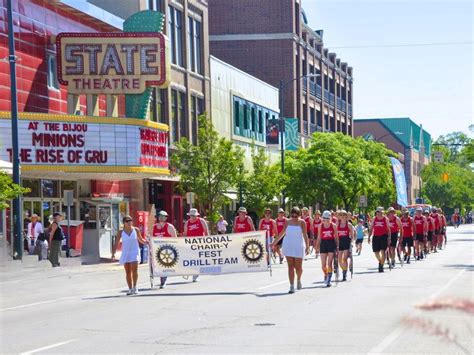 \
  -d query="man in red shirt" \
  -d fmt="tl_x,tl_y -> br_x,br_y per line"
183,208 -> 209,282
259,208 -> 278,264
274,208 -> 287,264
152,210 -> 177,288
413,207 -> 427,260
387,207 -> 403,268
301,207 -> 313,257
232,207 -> 255,233
400,208 -> 415,263
368,207 -> 391,272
